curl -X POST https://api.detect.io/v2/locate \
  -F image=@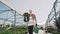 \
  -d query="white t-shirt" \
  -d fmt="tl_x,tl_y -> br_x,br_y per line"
28,16 -> 35,26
